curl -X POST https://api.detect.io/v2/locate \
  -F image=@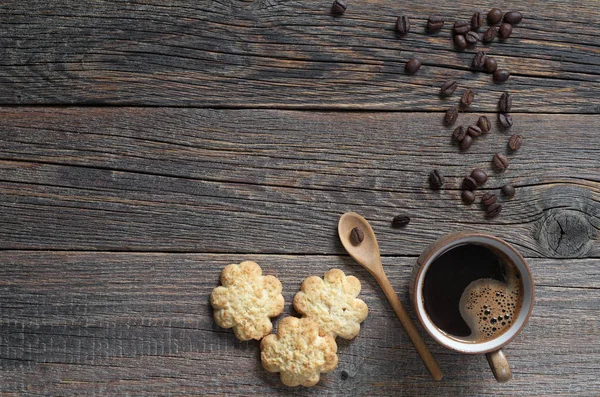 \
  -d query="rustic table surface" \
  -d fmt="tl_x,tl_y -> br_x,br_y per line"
1,0 -> 599,395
